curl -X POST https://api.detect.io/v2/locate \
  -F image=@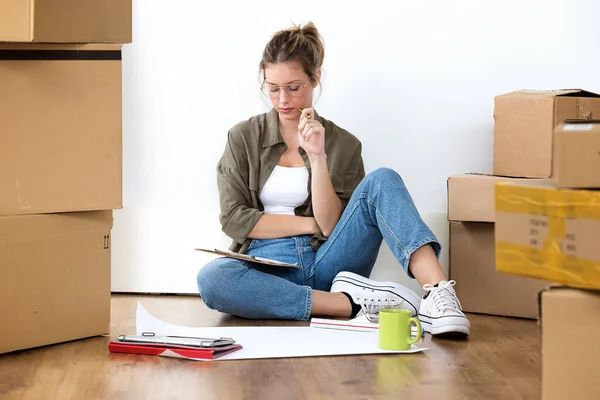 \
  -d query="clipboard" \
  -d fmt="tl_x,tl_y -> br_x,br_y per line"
195,247 -> 301,268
